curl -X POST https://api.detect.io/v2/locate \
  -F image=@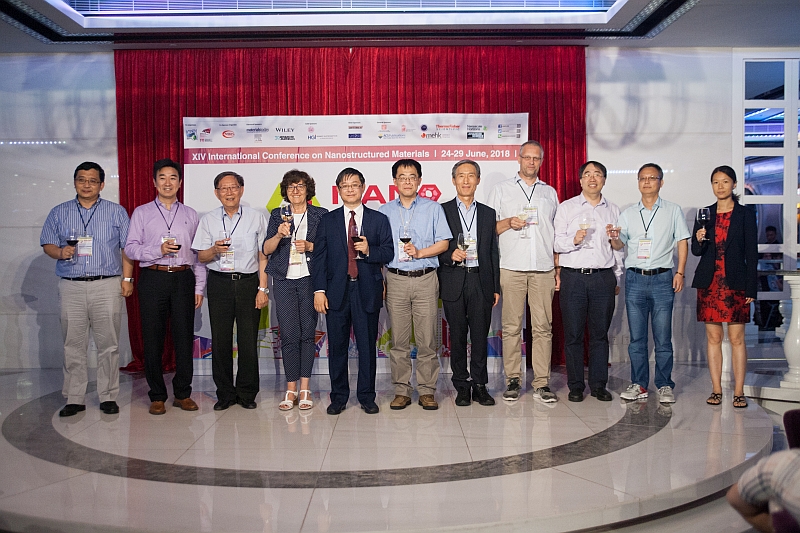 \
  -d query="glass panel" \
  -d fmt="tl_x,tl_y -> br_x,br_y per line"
755,299 -> 783,331
745,61 -> 785,100
741,203 -> 783,244
745,108 -> 784,148
744,156 -> 784,195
